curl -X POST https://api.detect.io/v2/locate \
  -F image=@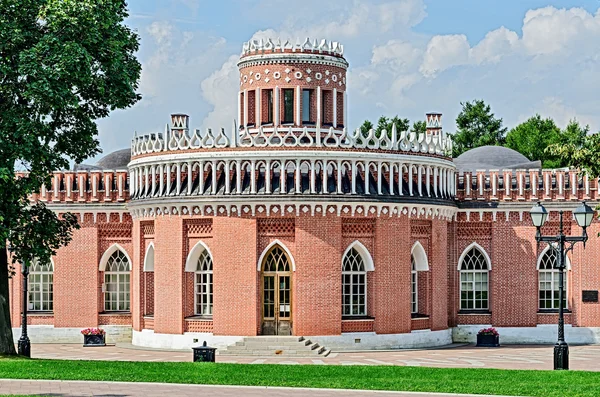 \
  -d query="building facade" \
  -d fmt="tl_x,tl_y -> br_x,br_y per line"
9,38 -> 600,350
